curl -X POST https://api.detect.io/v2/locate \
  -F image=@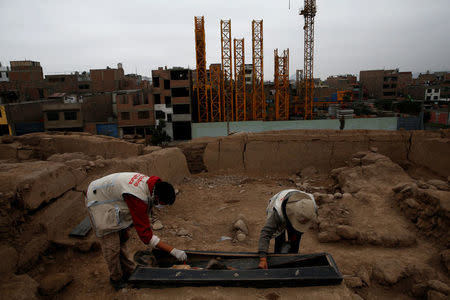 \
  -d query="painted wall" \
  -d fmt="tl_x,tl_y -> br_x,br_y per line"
192,117 -> 398,138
